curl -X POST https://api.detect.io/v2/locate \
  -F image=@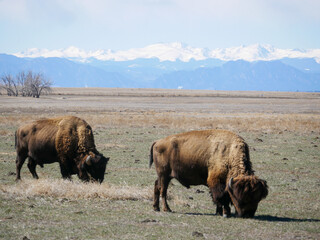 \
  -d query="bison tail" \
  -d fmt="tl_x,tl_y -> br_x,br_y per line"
149,142 -> 156,168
